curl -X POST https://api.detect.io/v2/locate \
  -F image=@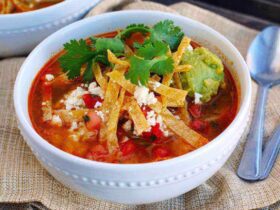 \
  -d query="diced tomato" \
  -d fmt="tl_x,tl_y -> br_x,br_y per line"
85,110 -> 102,131
141,106 -> 152,117
125,32 -> 146,48
188,103 -> 202,118
82,94 -> 103,109
142,123 -> 163,141
153,146 -> 170,158
120,140 -> 136,156
190,119 -> 209,132
85,144 -> 108,160
91,144 -> 108,155
151,123 -> 163,139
